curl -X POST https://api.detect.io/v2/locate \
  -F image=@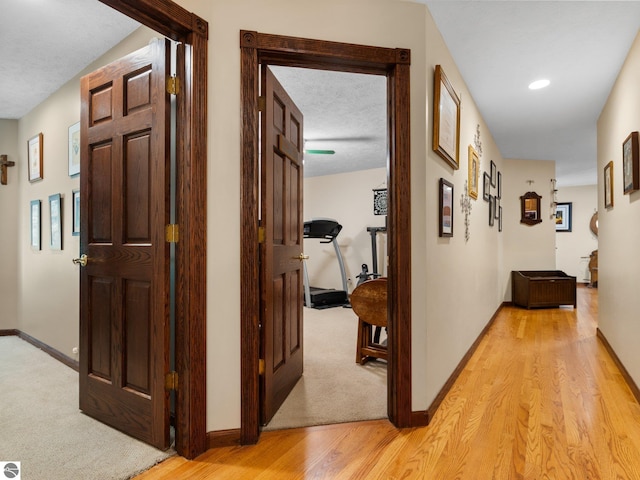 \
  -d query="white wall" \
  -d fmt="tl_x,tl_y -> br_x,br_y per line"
597,31 -> 640,385
556,185 -> 598,282
502,159 -> 557,300
304,168 -> 388,292
0,119 -> 20,329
